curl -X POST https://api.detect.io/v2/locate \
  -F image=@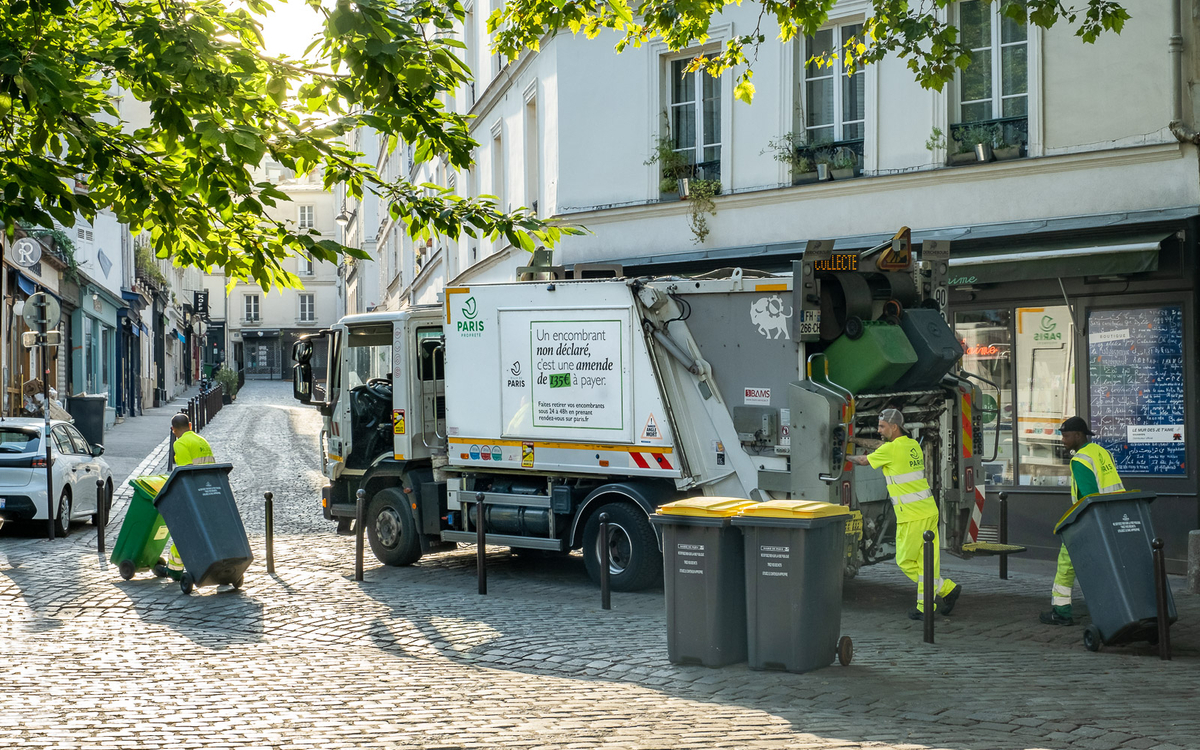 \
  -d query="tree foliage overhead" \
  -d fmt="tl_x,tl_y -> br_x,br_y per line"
489,0 -> 1130,103
1,0 -> 575,290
